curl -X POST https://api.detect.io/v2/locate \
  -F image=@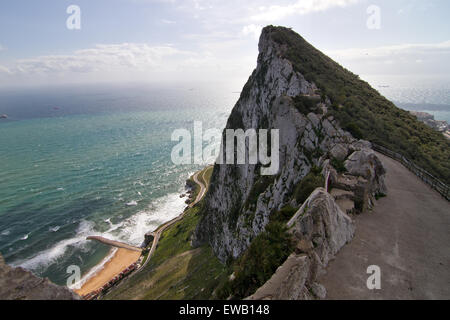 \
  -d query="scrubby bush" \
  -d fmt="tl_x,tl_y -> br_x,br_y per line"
216,221 -> 294,299
293,170 -> 325,204
293,95 -> 317,115
270,205 -> 297,223
345,122 -> 363,140
331,157 -> 347,174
